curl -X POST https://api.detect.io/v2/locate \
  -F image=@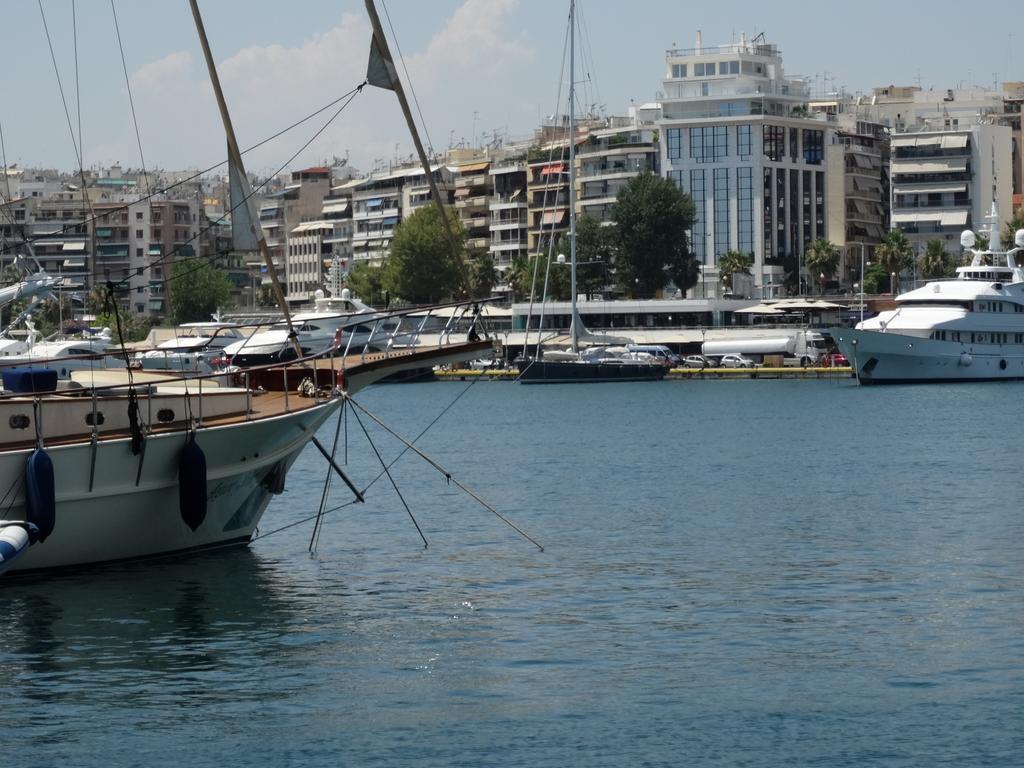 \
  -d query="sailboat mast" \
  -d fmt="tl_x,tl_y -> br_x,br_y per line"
568,0 -> 579,353
188,0 -> 302,358
364,0 -> 458,256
